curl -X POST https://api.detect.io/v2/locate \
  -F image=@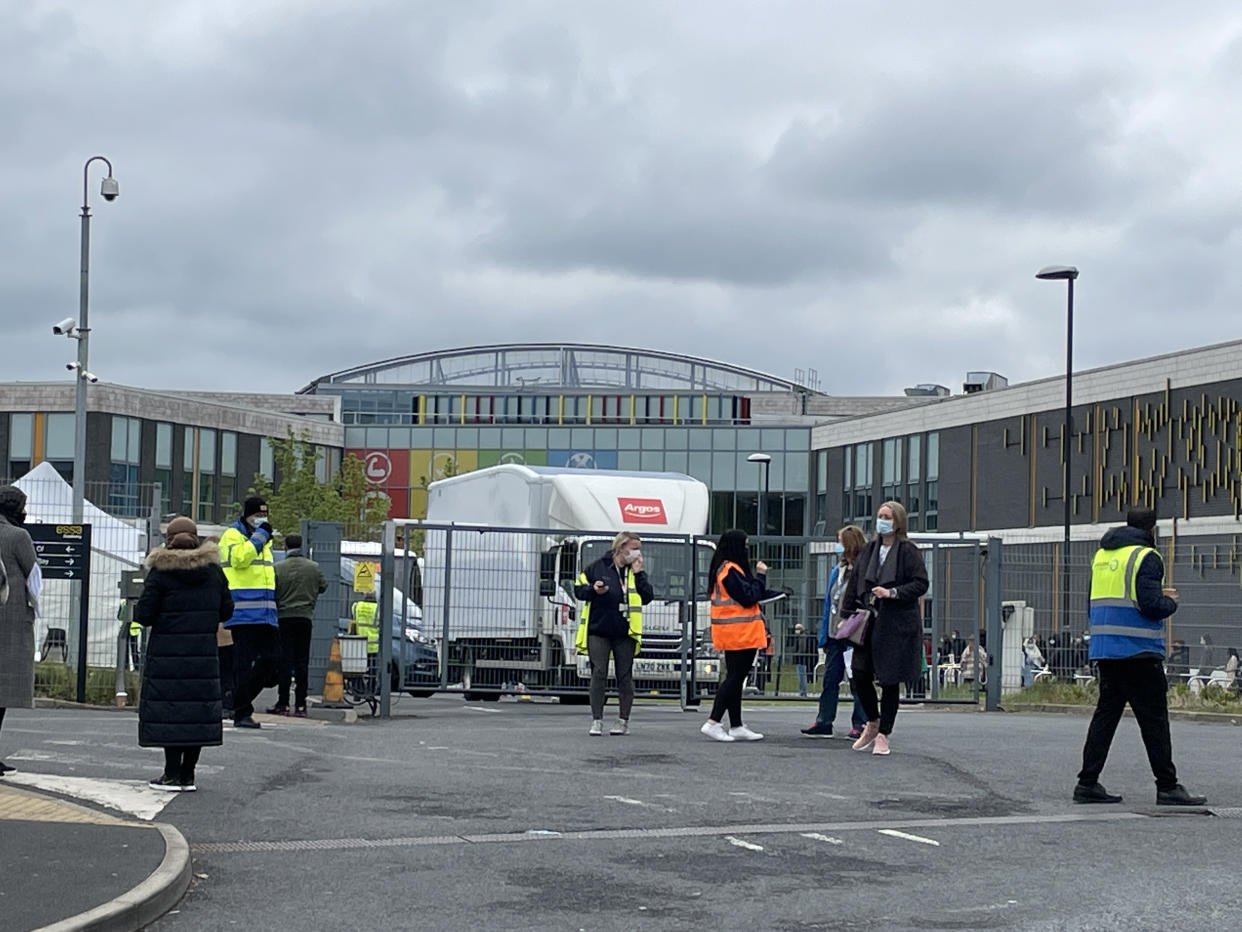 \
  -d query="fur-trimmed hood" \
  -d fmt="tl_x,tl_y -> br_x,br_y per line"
145,541 -> 220,571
